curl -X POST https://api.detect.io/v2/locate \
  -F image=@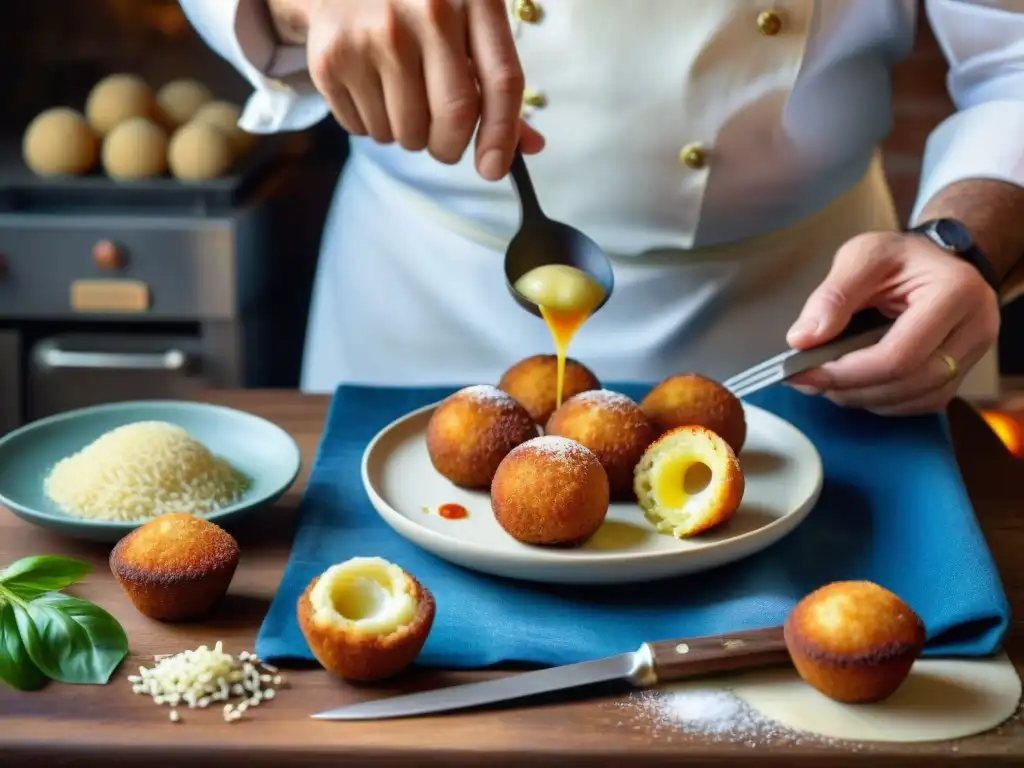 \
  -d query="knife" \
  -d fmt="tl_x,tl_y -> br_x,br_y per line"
312,625 -> 790,721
